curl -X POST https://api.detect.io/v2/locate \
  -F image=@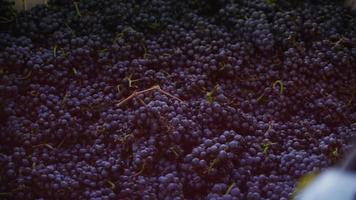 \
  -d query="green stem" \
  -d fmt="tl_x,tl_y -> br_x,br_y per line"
225,183 -> 236,195
73,2 -> 82,17
106,180 -> 116,189
256,93 -> 265,102
64,23 -> 75,36
53,44 -> 58,57
17,70 -> 32,80
0,16 -> 13,23
134,162 -> 146,176
273,80 -> 284,95
72,68 -> 78,75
